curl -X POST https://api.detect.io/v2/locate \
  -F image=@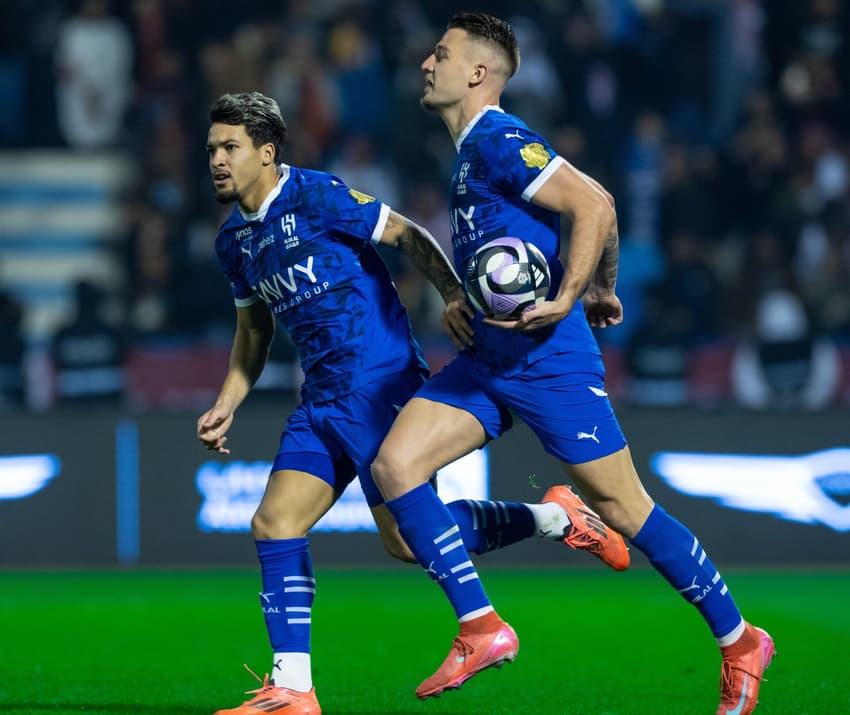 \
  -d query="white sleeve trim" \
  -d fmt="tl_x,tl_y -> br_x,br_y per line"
234,294 -> 258,307
521,155 -> 567,202
370,203 -> 391,243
